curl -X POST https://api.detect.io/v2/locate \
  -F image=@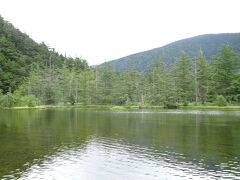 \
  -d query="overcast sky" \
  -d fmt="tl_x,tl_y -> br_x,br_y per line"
0,0 -> 239,65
